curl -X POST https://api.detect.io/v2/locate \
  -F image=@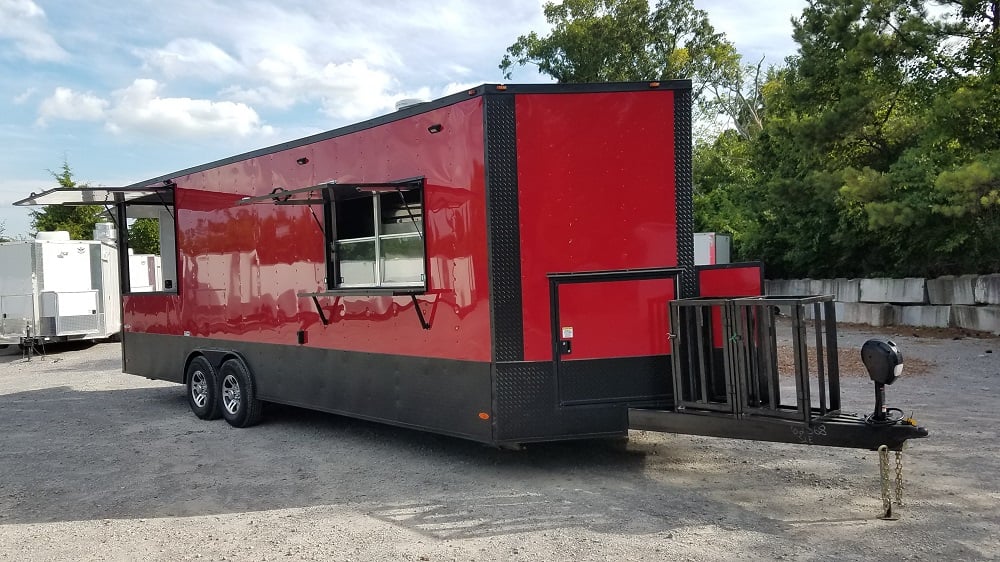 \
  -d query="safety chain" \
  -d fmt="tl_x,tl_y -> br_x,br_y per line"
894,450 -> 905,506
878,446 -> 894,519
877,445 -> 905,519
